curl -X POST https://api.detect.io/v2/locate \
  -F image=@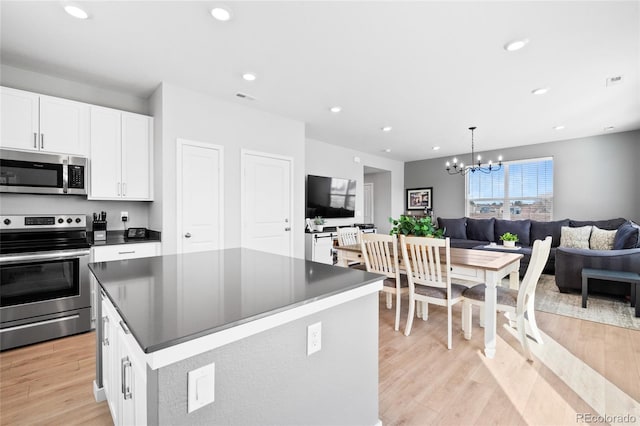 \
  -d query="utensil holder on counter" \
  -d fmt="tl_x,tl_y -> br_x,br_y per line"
93,220 -> 107,241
